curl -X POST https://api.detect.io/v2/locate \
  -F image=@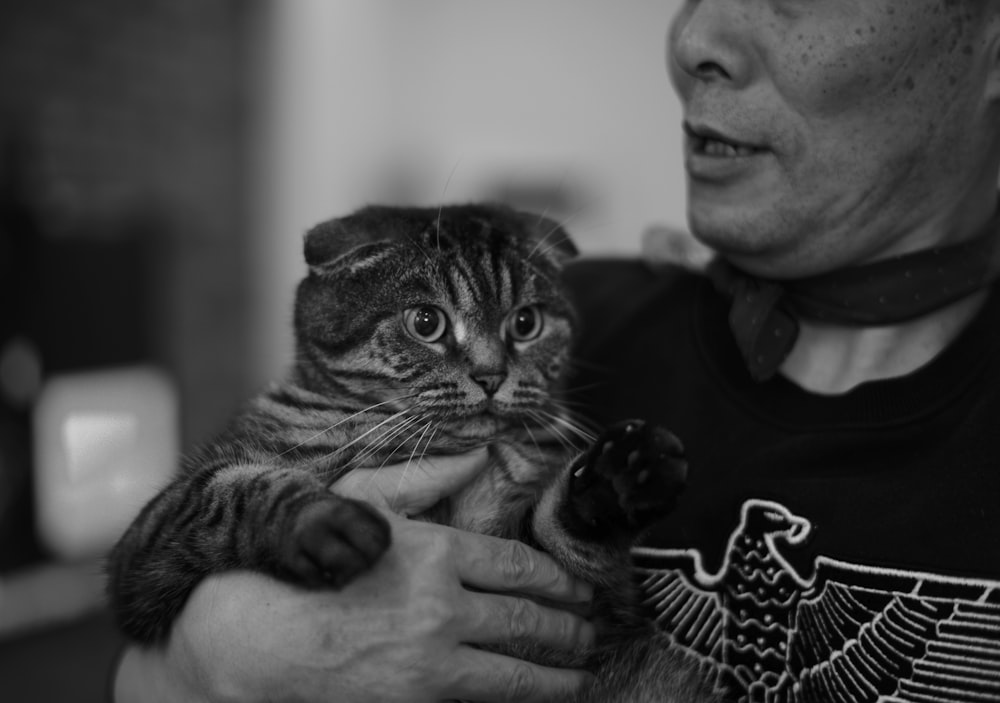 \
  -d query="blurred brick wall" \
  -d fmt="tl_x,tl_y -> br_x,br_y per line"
0,0 -> 259,446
